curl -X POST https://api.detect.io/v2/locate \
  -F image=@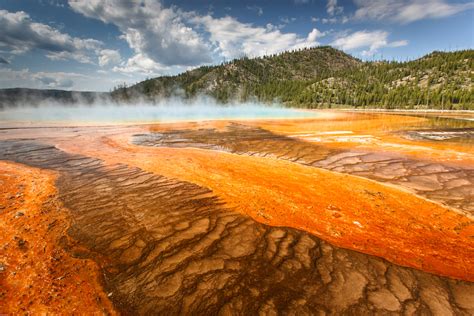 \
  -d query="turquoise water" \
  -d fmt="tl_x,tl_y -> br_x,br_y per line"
0,103 -> 317,123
